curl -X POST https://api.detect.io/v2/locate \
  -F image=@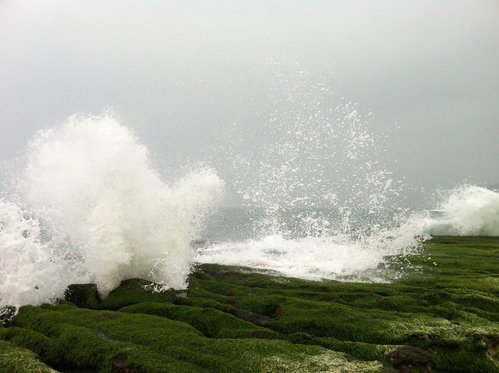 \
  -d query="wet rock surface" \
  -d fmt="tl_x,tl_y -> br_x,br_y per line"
0,306 -> 16,327
64,283 -> 100,308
